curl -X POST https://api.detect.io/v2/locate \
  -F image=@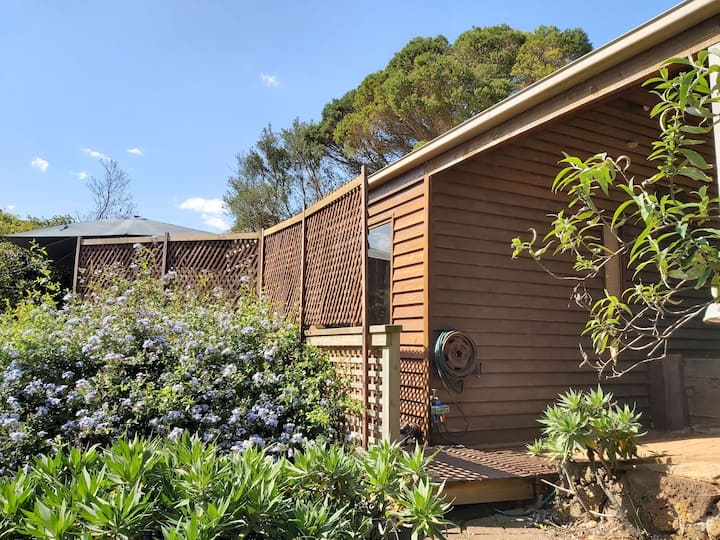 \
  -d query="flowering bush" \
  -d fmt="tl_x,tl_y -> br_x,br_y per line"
0,249 -> 350,473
